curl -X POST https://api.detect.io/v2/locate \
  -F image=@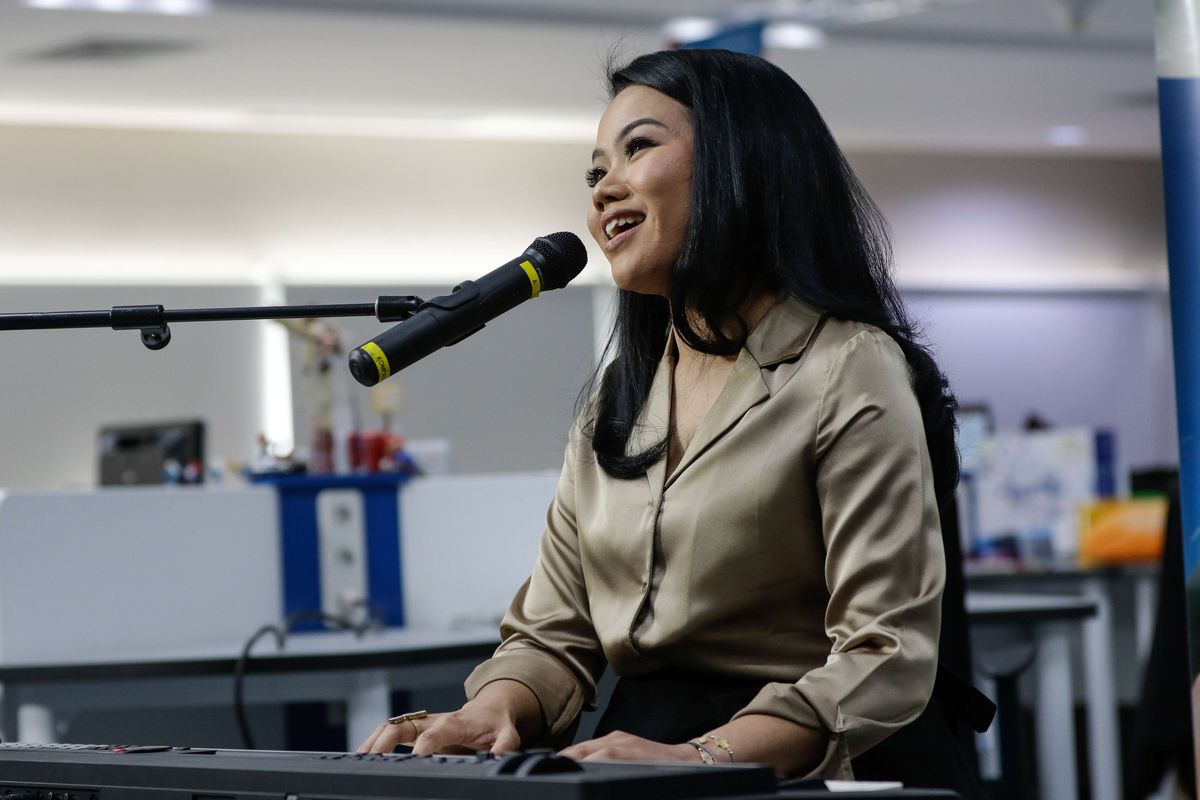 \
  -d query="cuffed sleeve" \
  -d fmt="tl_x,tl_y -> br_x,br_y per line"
734,329 -> 945,779
464,423 -> 606,739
